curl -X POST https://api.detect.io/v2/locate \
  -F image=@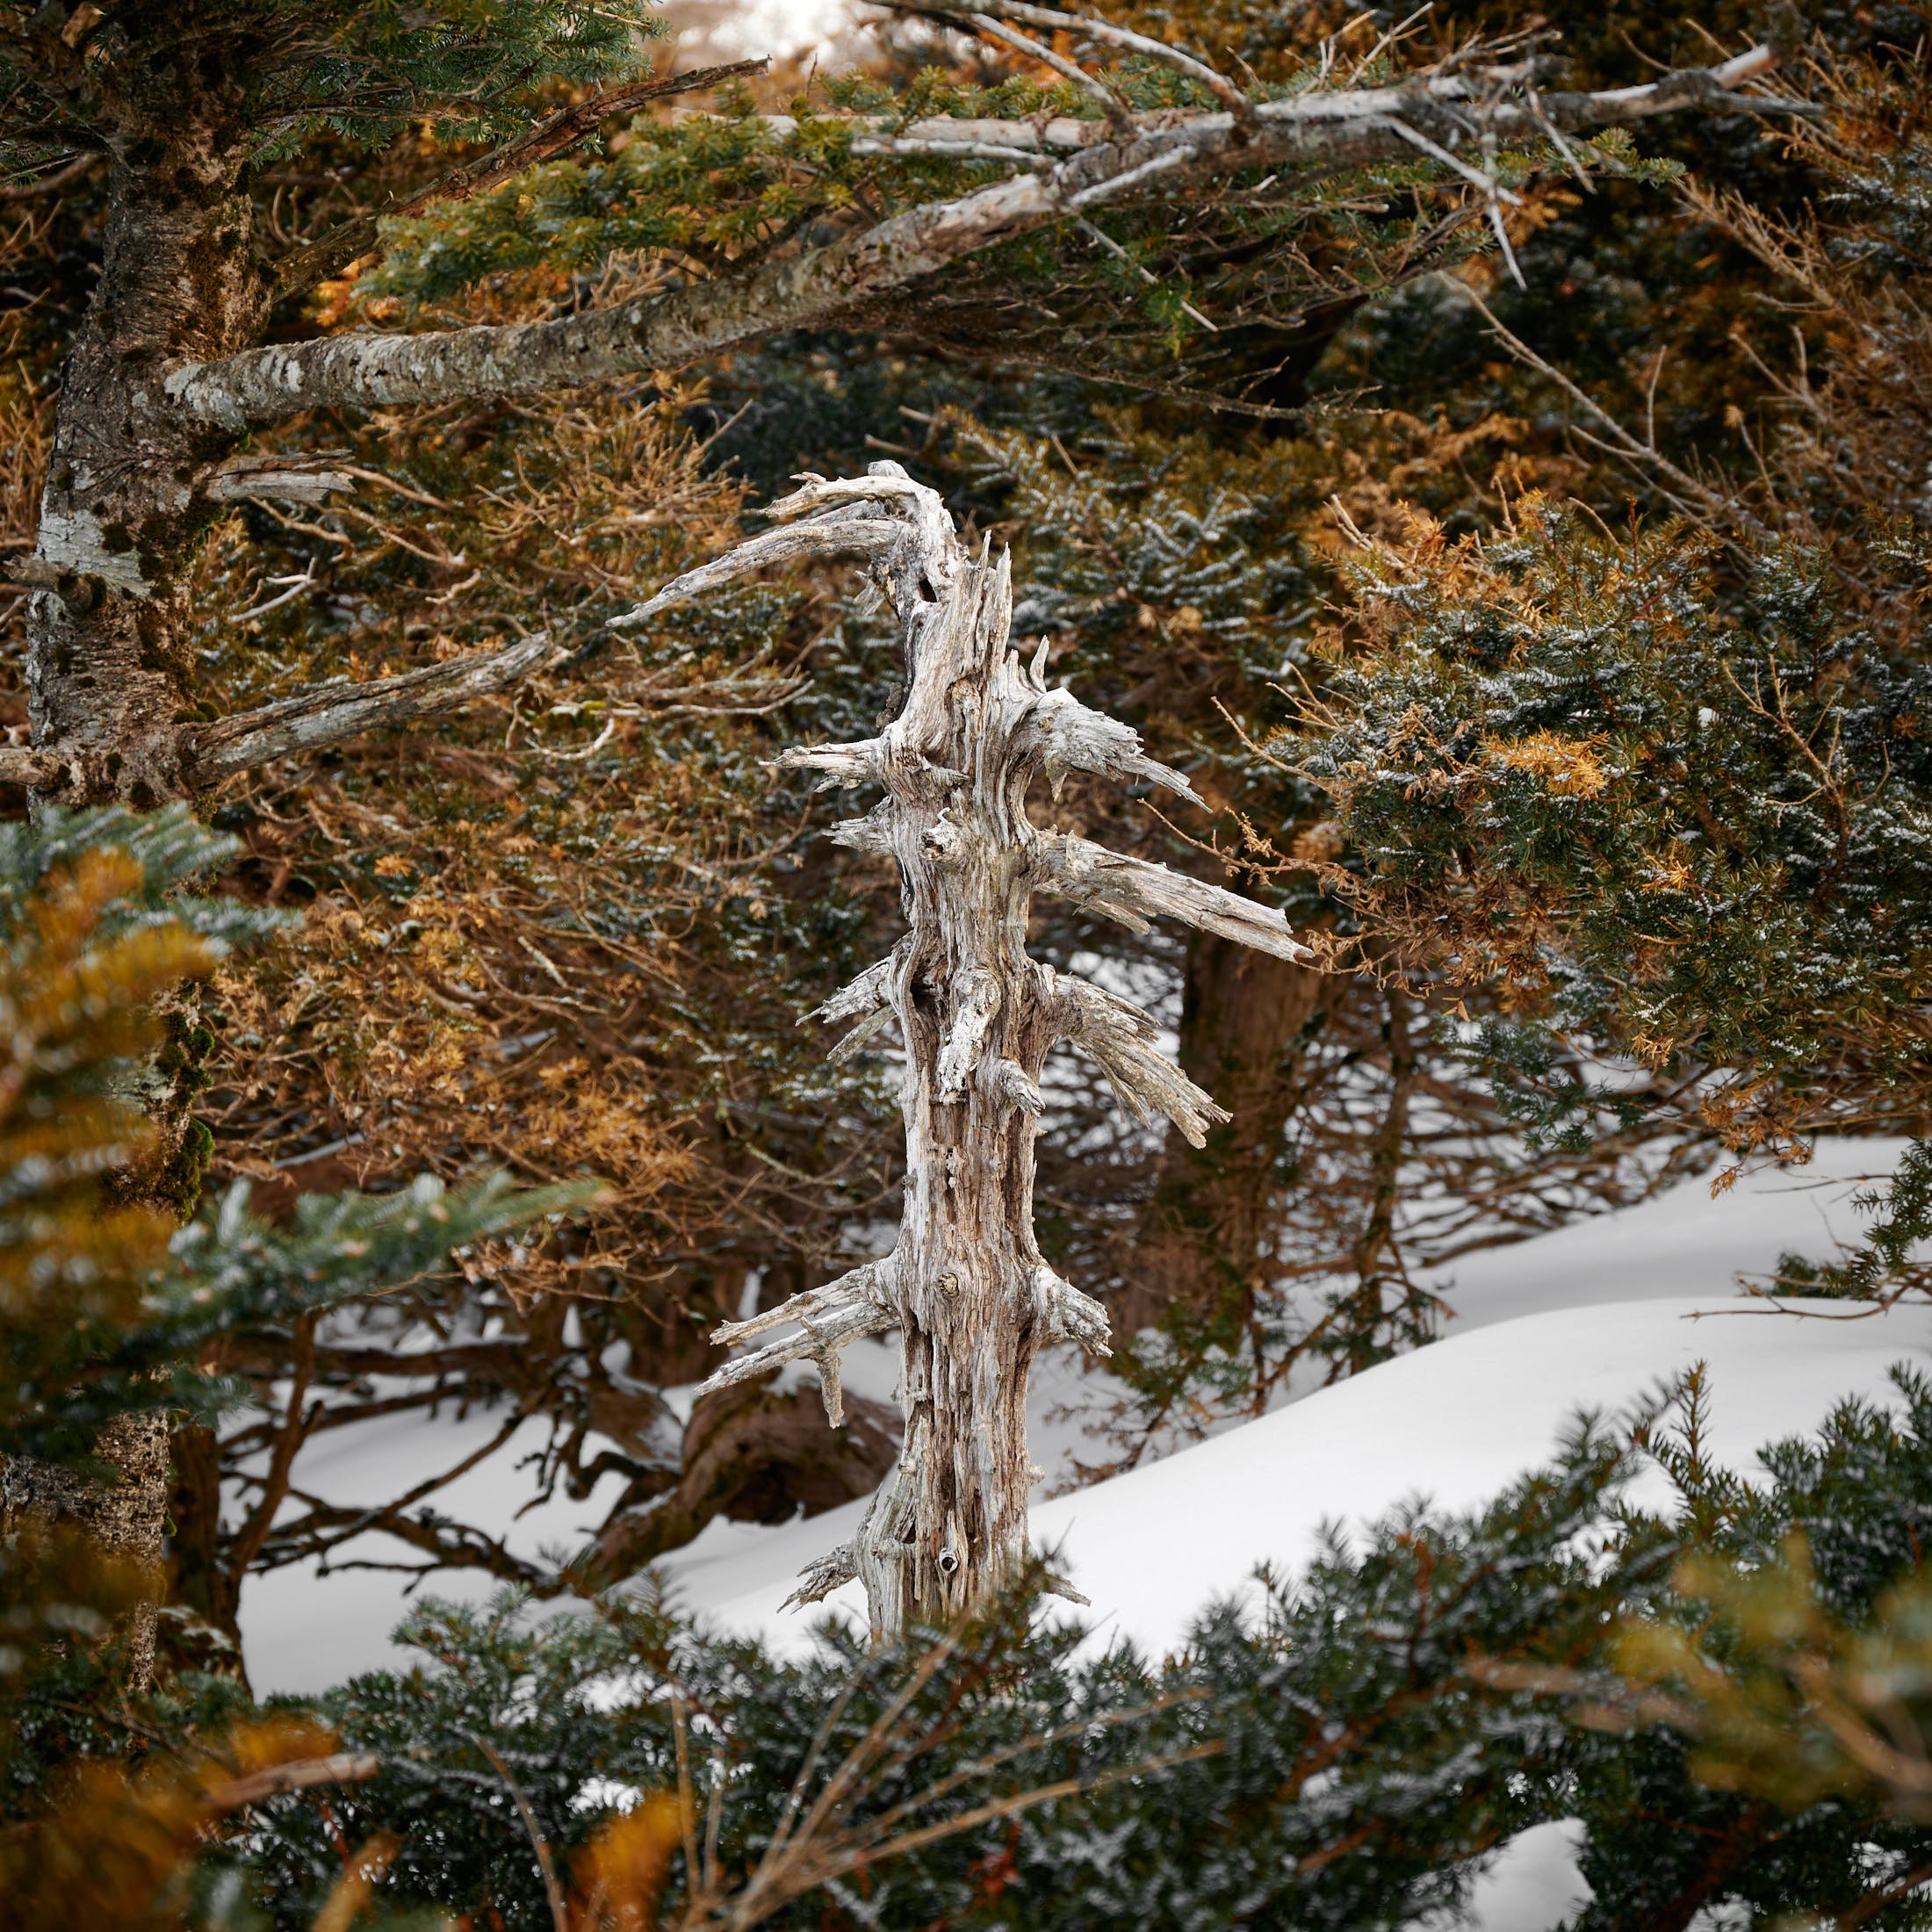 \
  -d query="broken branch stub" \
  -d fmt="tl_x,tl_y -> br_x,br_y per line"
674,463 -> 1311,1637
